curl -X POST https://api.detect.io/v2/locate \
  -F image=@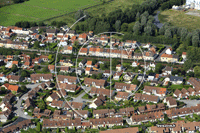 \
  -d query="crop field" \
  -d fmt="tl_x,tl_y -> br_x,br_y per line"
0,0 -> 101,26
